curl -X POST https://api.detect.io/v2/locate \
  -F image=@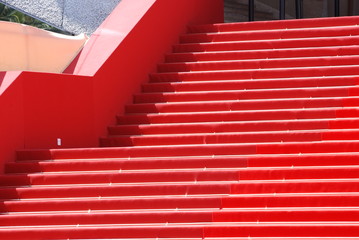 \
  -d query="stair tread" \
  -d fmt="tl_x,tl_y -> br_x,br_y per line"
184,24 -> 359,36
174,35 -> 359,49
180,25 -> 359,44
165,45 -> 359,63
173,35 -> 359,53
158,55 -> 359,73
188,16 -> 359,33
